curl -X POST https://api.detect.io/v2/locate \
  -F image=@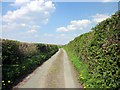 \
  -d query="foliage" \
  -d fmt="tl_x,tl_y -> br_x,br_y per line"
64,11 -> 120,89
2,39 -> 58,90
